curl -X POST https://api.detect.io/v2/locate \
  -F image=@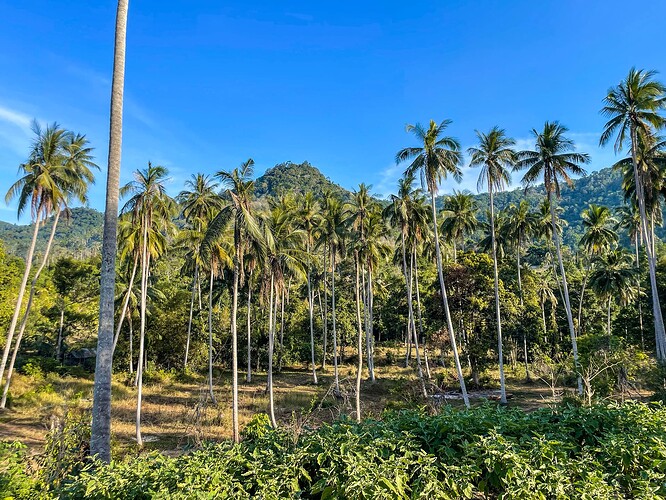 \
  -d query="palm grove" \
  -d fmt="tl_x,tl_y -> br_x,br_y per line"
1,68 -> 666,457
